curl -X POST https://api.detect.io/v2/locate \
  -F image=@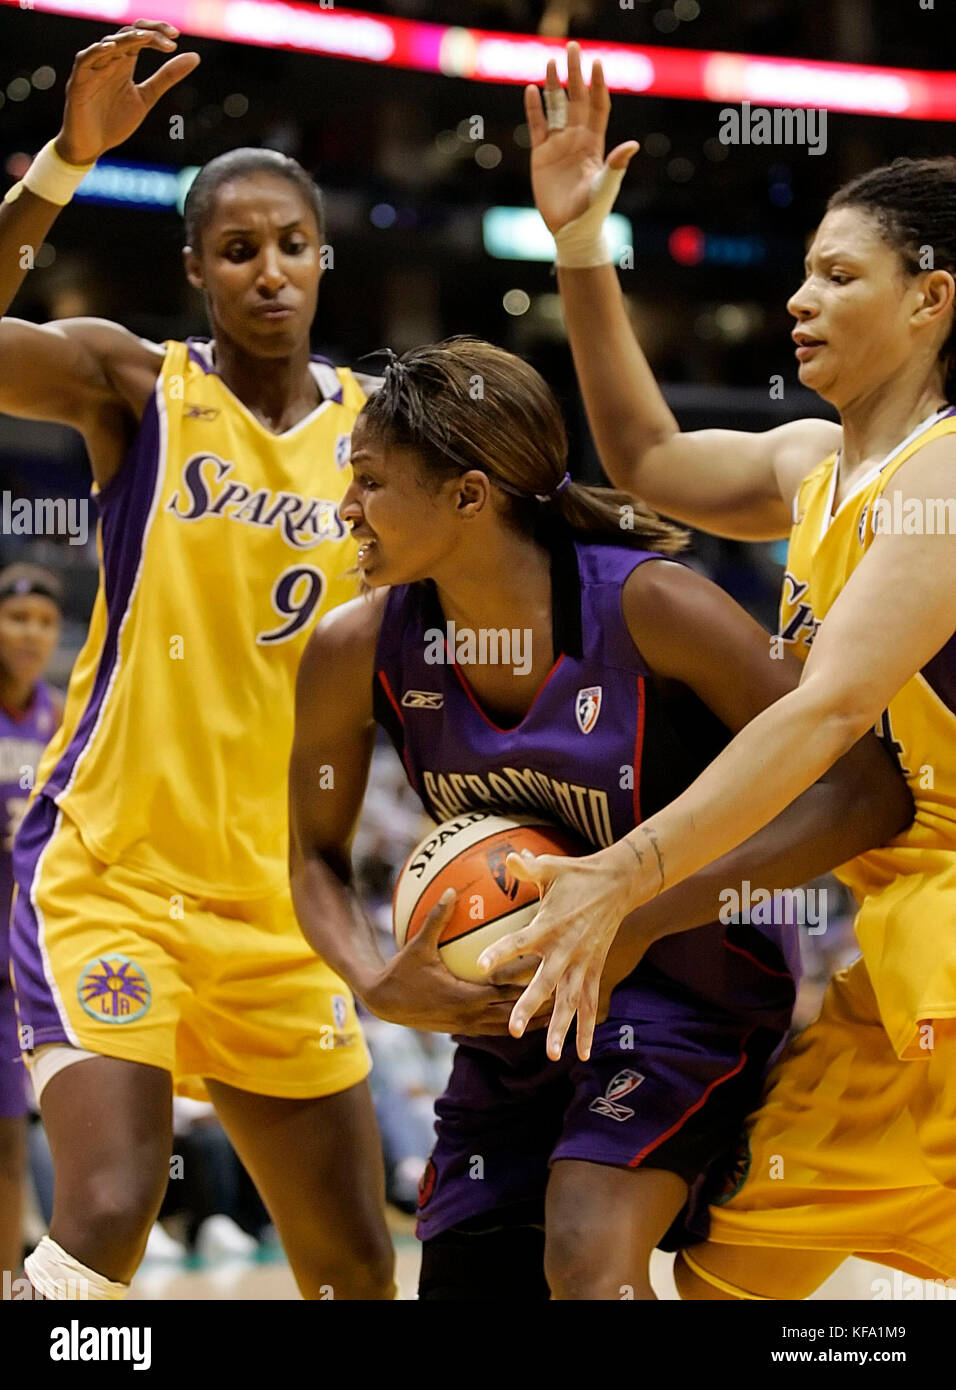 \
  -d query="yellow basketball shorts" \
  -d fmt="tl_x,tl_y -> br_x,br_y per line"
9,796 -> 370,1102
684,955 -> 956,1299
